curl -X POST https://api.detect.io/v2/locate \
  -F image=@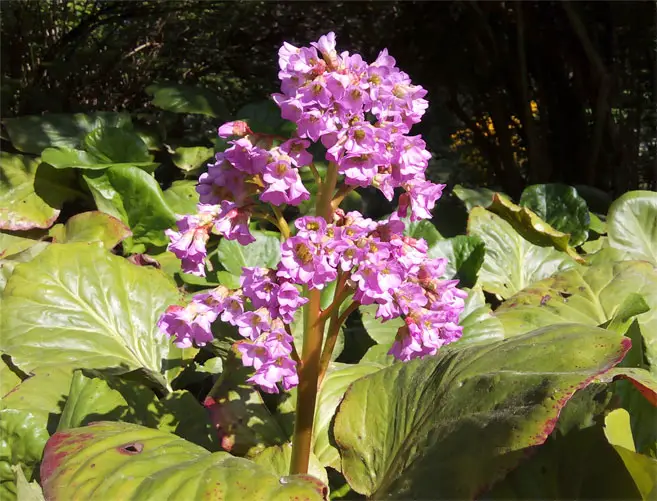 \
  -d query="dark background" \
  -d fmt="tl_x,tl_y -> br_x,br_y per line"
2,0 -> 656,197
